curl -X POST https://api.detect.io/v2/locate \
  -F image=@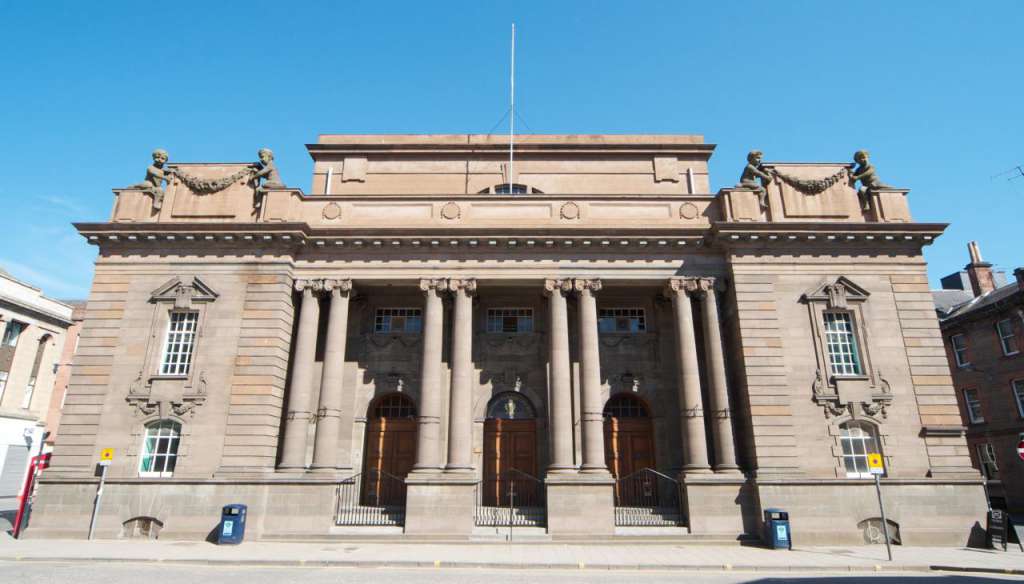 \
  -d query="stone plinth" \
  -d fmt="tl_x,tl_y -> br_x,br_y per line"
719,188 -> 764,222
403,474 -> 477,536
111,189 -> 155,222
544,474 -> 615,536
261,188 -> 302,222
682,476 -> 757,538
869,188 -> 912,223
